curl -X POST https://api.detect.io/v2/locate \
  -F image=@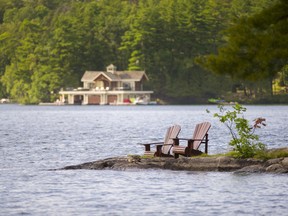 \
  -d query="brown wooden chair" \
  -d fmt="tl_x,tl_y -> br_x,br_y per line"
172,122 -> 211,158
141,124 -> 181,157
